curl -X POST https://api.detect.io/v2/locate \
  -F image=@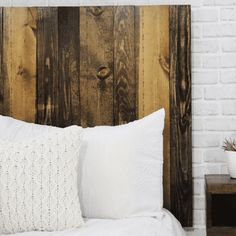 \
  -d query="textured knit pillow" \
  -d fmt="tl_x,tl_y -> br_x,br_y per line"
0,126 -> 84,234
